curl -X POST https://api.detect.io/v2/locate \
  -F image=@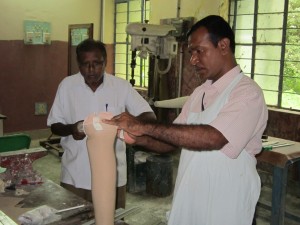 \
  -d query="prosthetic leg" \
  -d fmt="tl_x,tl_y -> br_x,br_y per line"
83,112 -> 118,225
